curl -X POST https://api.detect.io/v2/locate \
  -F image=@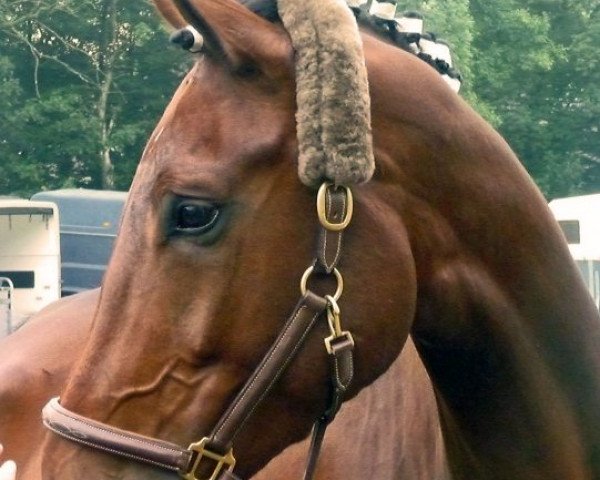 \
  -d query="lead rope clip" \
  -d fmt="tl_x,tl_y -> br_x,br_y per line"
324,295 -> 354,355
